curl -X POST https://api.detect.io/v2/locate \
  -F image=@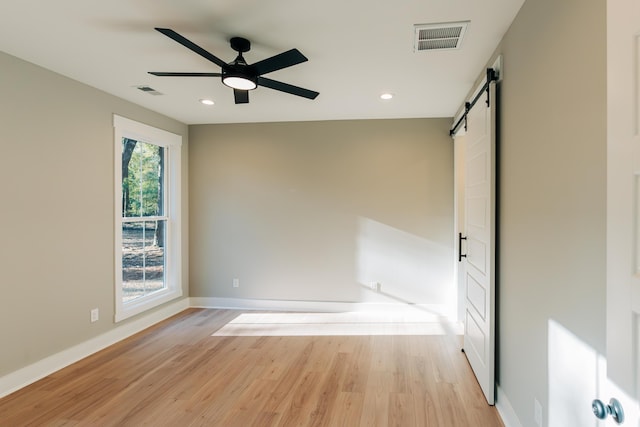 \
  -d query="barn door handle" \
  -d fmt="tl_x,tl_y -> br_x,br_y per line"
458,233 -> 467,262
